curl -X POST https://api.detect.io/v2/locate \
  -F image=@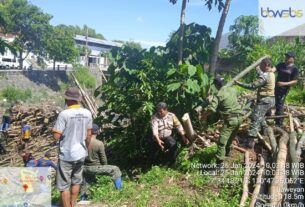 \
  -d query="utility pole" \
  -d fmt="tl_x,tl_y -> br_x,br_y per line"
85,27 -> 88,67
